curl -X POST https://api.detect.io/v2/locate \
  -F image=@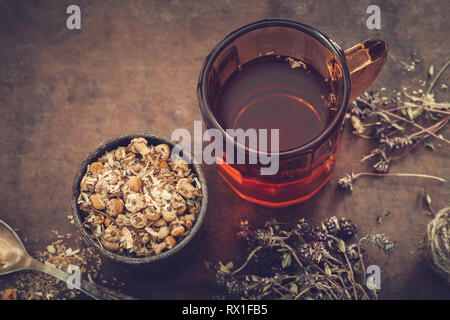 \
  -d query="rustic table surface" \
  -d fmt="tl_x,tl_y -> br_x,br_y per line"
0,0 -> 448,299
